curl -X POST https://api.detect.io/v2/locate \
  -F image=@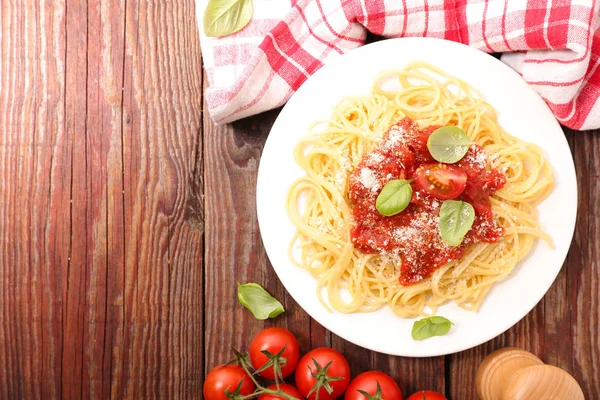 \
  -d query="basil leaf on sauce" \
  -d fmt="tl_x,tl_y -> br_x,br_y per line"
204,0 -> 253,38
427,126 -> 472,163
439,200 -> 475,246
376,179 -> 413,216
237,283 -> 284,320
411,316 -> 454,340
